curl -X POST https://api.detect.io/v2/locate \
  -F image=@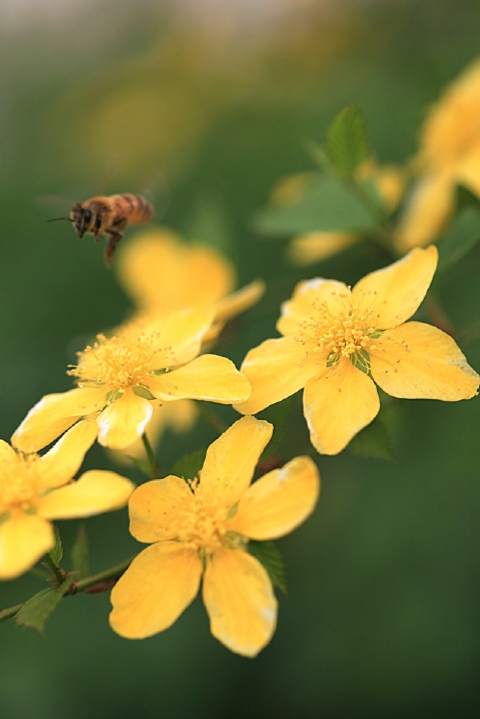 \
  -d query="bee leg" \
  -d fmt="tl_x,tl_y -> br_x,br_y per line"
104,218 -> 127,267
